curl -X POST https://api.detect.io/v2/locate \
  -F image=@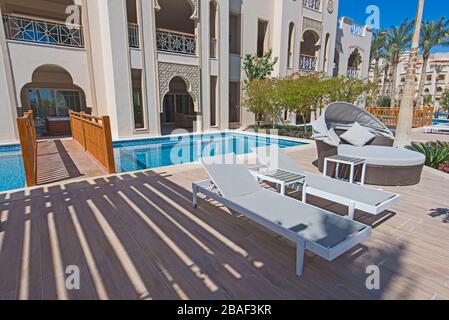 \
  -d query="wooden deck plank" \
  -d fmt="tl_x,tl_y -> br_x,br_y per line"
1,146 -> 449,300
